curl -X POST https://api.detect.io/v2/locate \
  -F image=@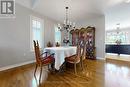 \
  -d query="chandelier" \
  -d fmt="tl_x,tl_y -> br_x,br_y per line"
58,7 -> 75,32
